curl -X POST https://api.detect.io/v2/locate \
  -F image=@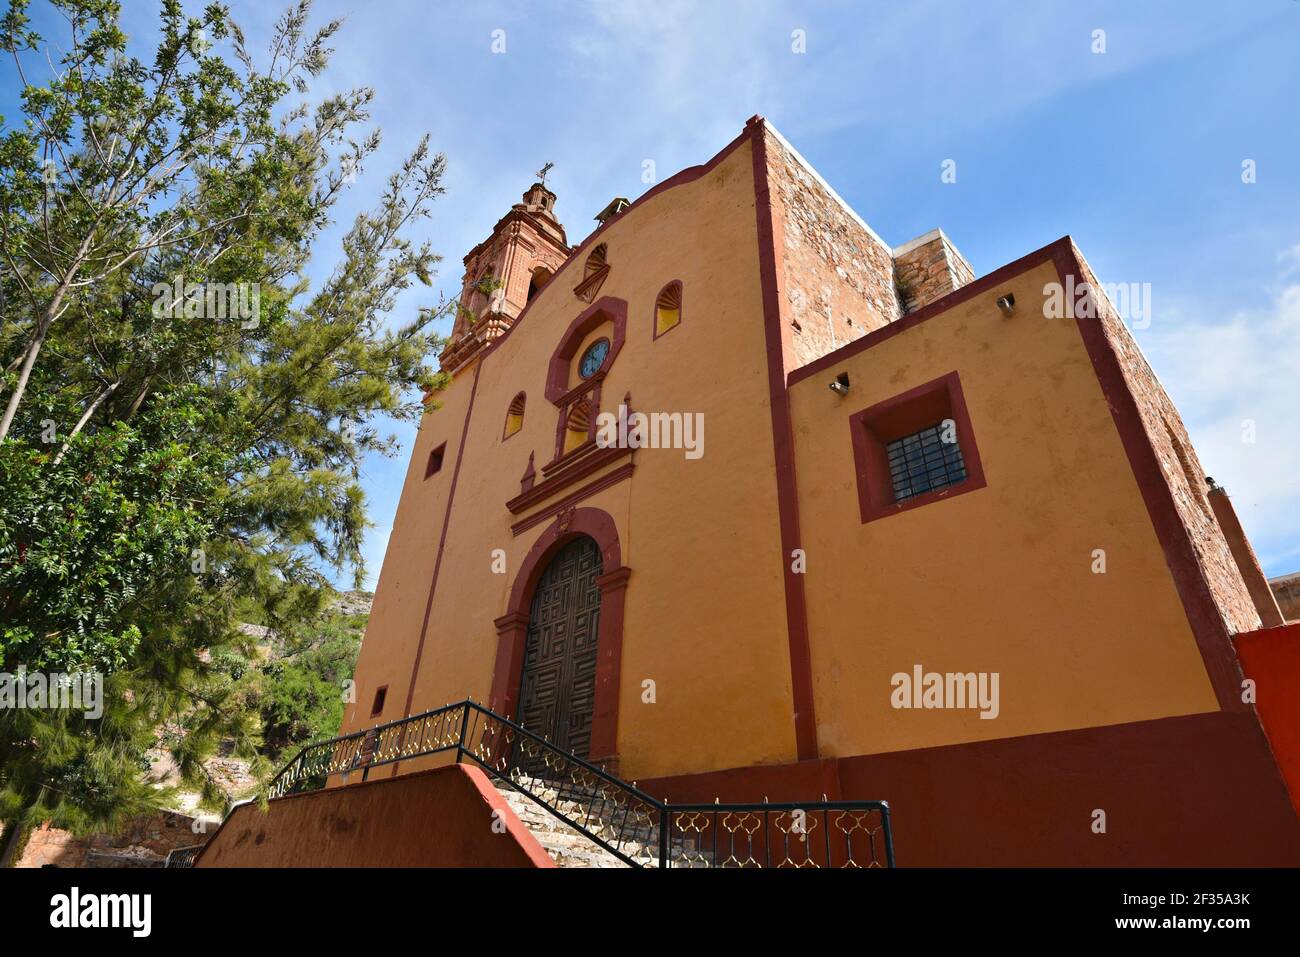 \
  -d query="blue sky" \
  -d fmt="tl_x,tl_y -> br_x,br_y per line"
12,1 -> 1300,586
